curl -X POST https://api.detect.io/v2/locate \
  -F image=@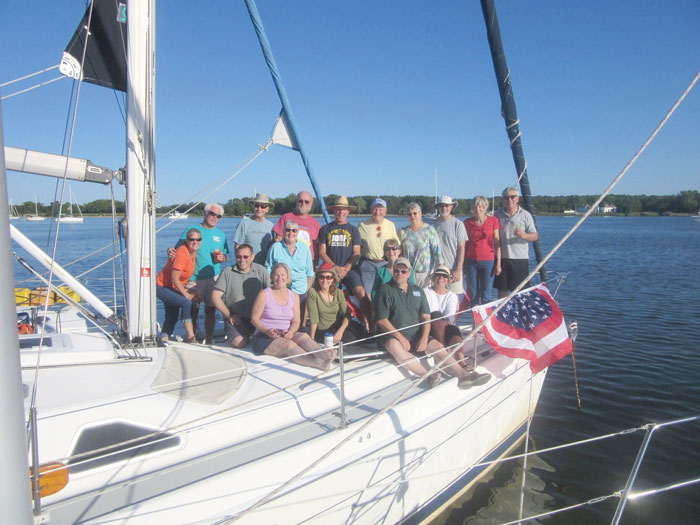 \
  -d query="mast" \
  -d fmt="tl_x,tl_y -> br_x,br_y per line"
125,0 -> 157,340
480,0 -> 547,283
0,88 -> 34,523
